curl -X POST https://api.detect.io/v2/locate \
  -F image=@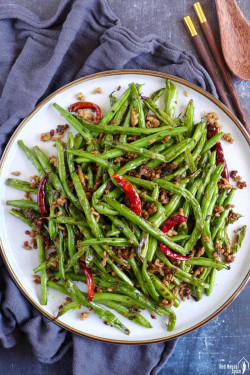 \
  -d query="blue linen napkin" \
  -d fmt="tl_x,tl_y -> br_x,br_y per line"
0,0 -> 216,374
